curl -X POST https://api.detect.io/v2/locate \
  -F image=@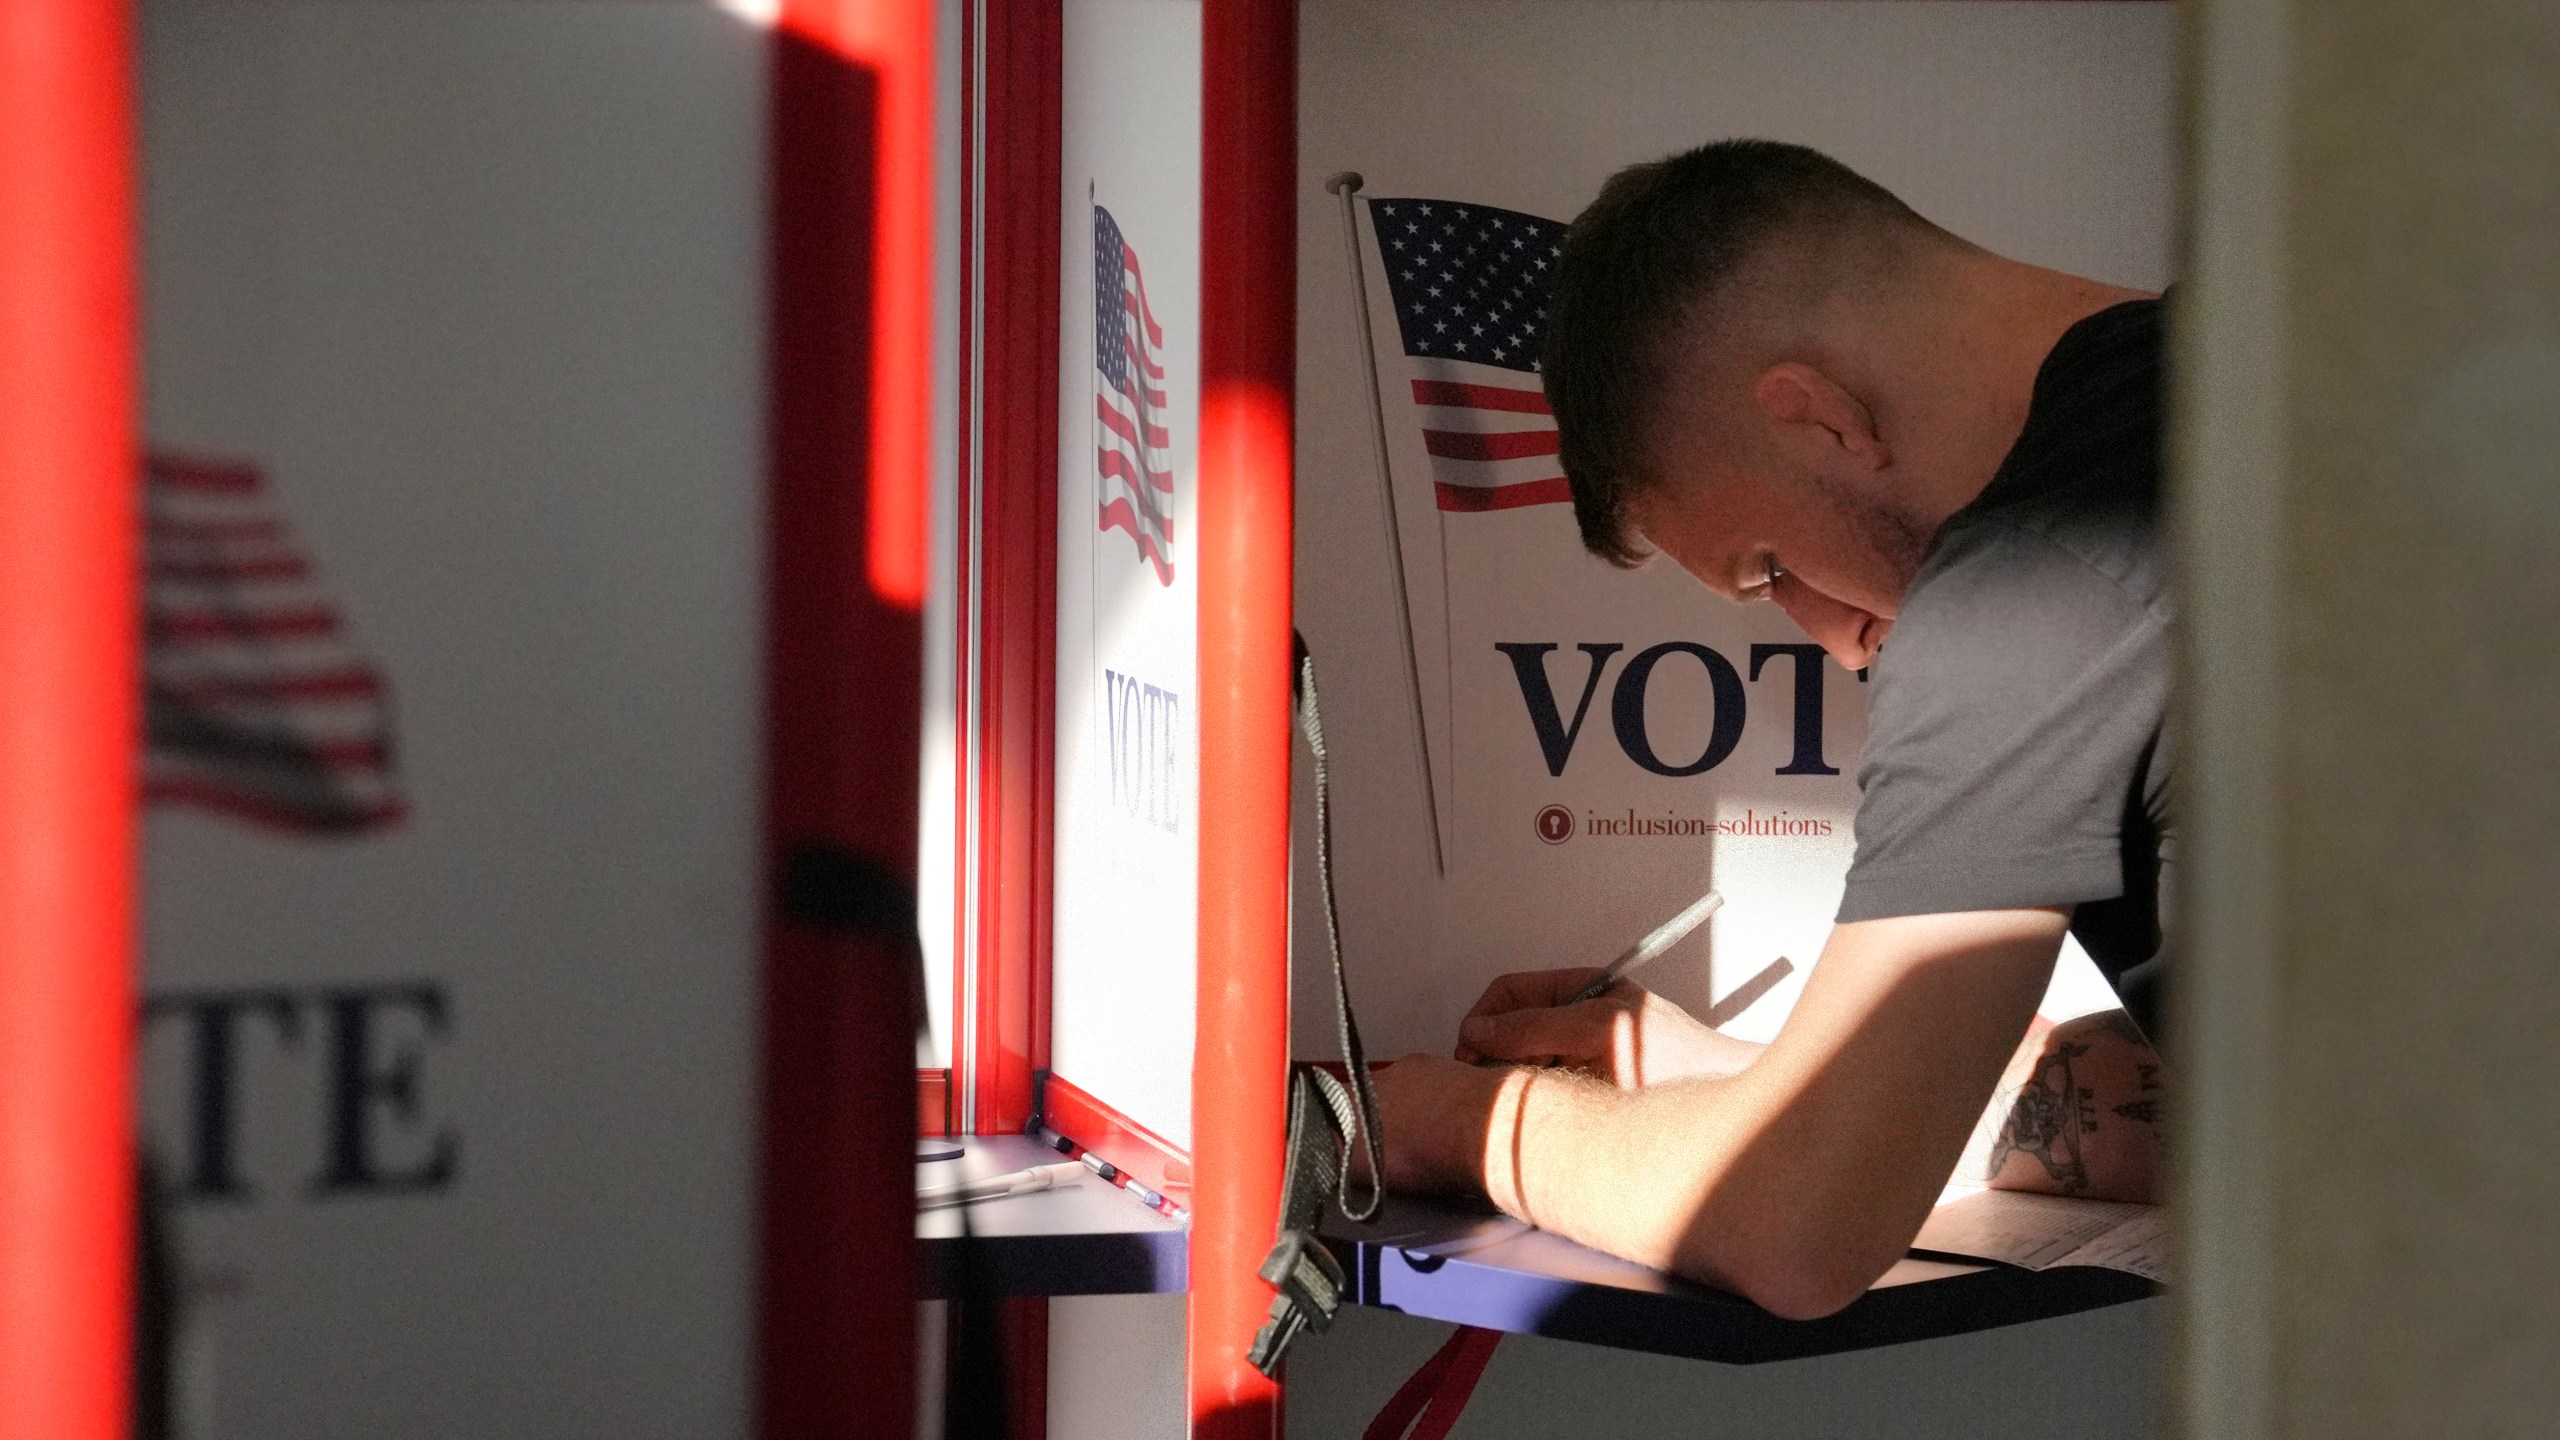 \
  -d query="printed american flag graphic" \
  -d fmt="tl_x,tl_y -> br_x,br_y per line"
1366,197 -> 1572,512
1093,204 -> 1175,583
145,453 -> 407,833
